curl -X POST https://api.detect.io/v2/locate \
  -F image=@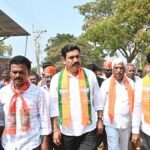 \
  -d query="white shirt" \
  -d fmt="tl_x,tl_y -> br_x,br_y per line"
100,76 -> 134,129
0,83 -> 51,150
135,76 -> 141,82
40,85 -> 51,117
132,79 -> 150,136
49,68 -> 101,136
